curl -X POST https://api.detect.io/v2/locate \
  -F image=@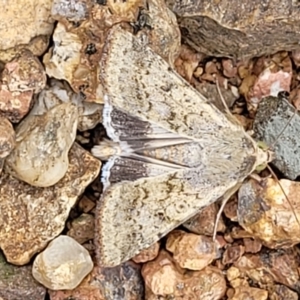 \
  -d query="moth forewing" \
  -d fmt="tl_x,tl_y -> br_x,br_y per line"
93,26 -> 271,267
